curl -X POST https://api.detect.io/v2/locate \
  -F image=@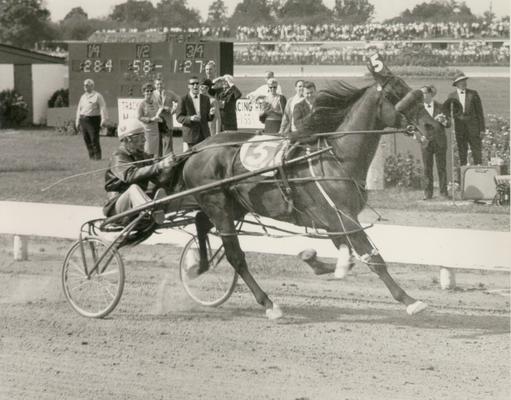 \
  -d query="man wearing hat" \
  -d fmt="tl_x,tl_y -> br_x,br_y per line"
103,118 -> 176,224
447,72 -> 485,166
420,85 -> 449,199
